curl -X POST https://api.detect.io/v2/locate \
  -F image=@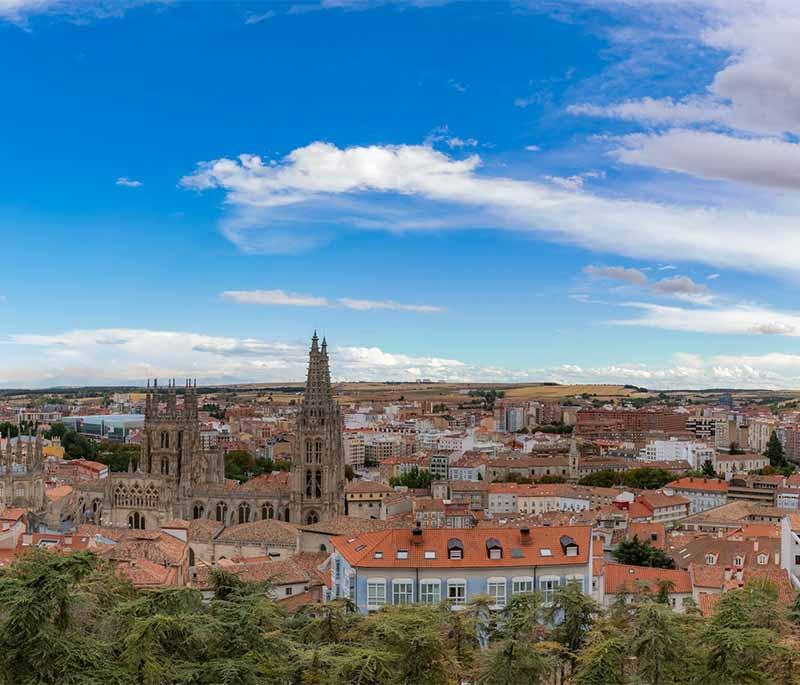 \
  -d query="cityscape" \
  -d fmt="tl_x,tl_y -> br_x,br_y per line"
3,1 -> 800,683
